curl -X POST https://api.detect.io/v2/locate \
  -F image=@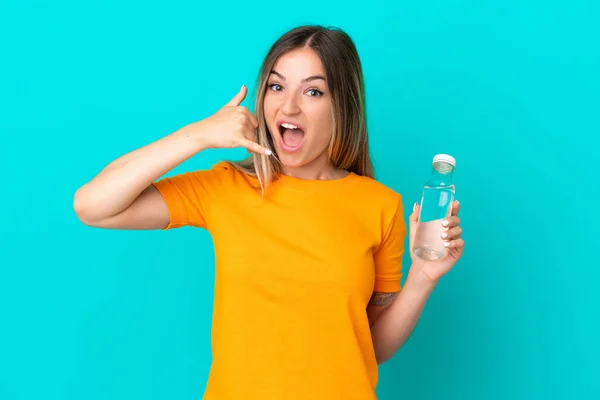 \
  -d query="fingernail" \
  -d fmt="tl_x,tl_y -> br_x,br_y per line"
456,200 -> 460,205
441,232 -> 448,239
240,84 -> 245,91
265,149 -> 272,155
442,220 -> 449,227
444,241 -> 451,247
413,202 -> 417,212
